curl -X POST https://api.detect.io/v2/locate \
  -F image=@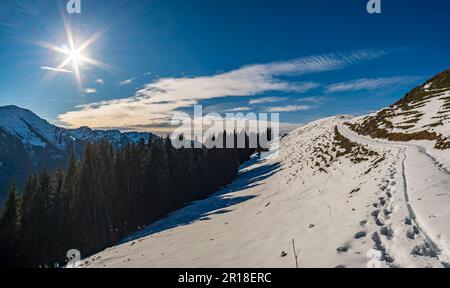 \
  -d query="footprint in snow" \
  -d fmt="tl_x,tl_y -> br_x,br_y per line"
337,247 -> 349,253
